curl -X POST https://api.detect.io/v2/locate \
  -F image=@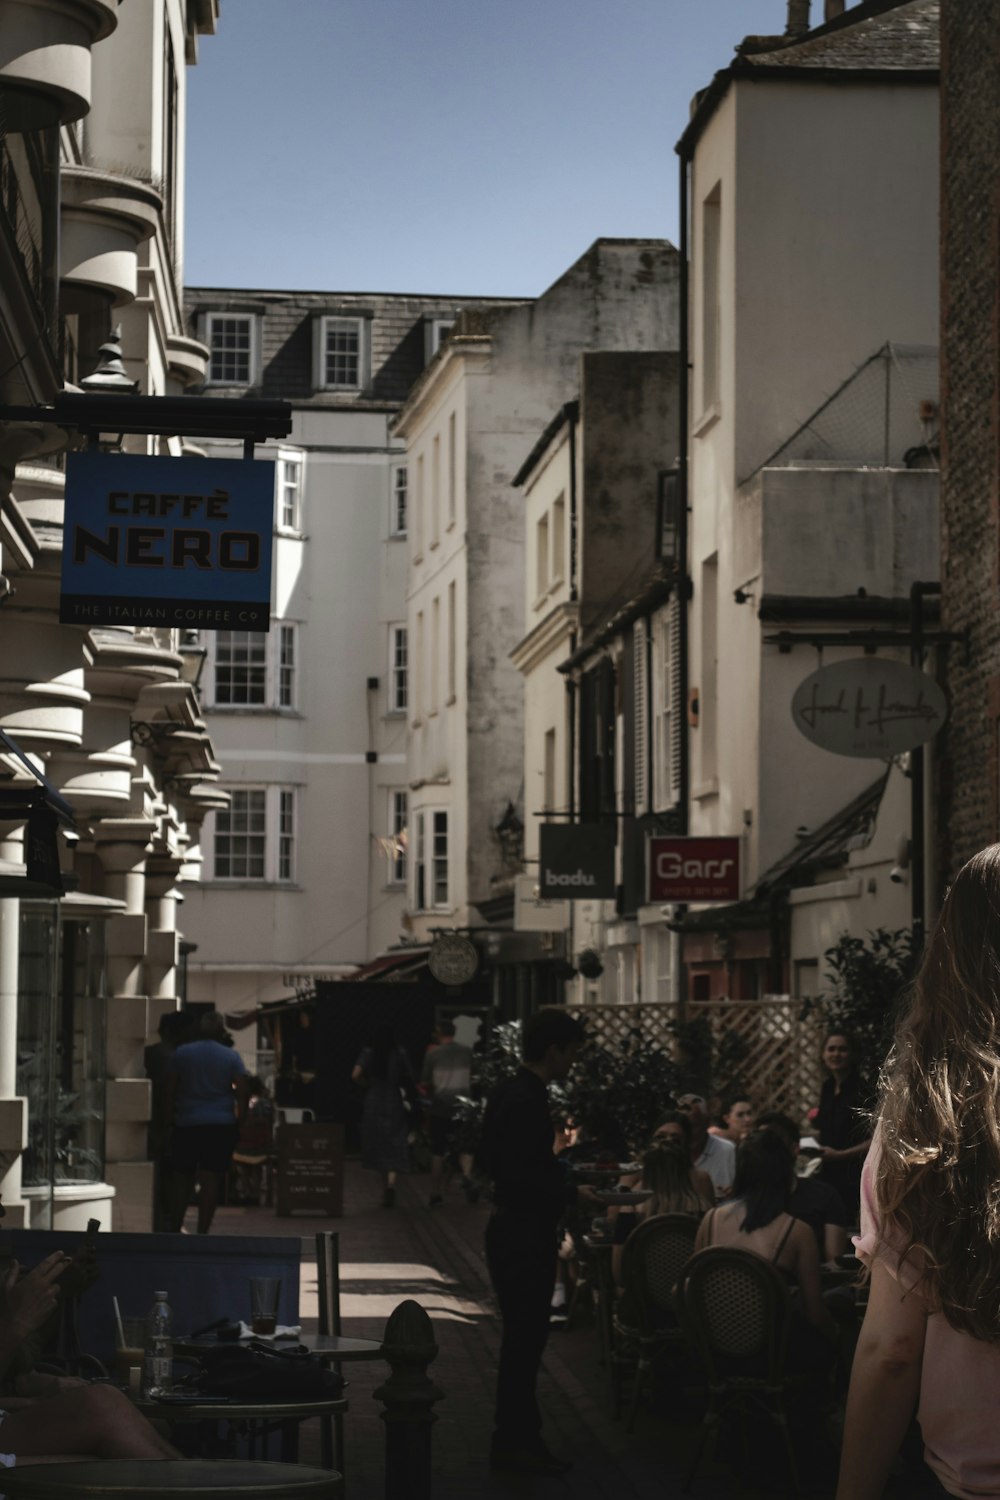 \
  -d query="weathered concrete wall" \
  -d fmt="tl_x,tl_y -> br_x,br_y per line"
578,350 -> 681,630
